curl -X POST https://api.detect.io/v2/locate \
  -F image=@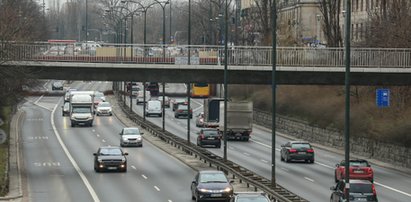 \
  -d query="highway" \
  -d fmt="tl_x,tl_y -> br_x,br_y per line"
122,82 -> 411,202
20,81 -> 195,202
18,81 -> 411,202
